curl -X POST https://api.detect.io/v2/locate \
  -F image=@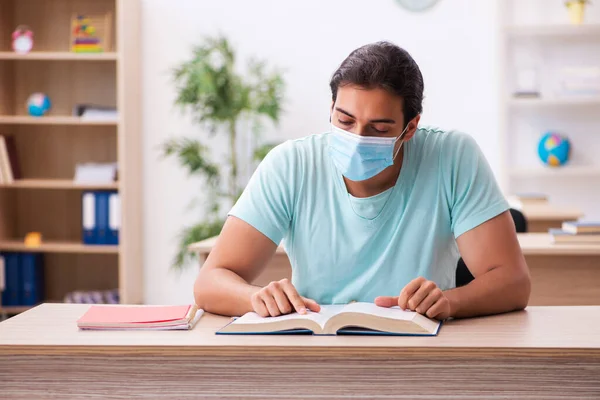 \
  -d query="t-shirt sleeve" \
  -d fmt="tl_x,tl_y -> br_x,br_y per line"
444,132 -> 510,238
228,141 -> 297,245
